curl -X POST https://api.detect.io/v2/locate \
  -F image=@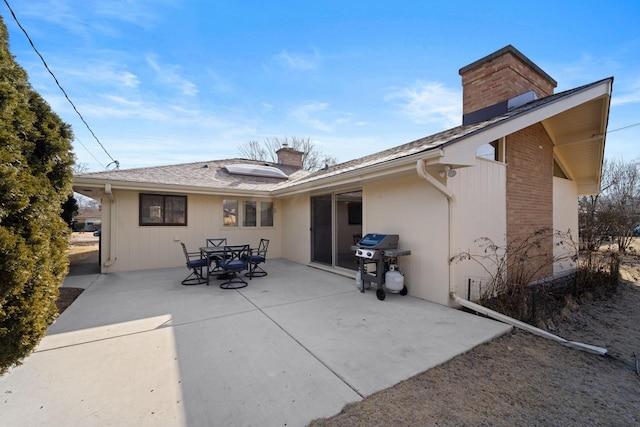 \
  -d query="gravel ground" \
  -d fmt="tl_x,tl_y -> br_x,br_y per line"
309,243 -> 640,427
